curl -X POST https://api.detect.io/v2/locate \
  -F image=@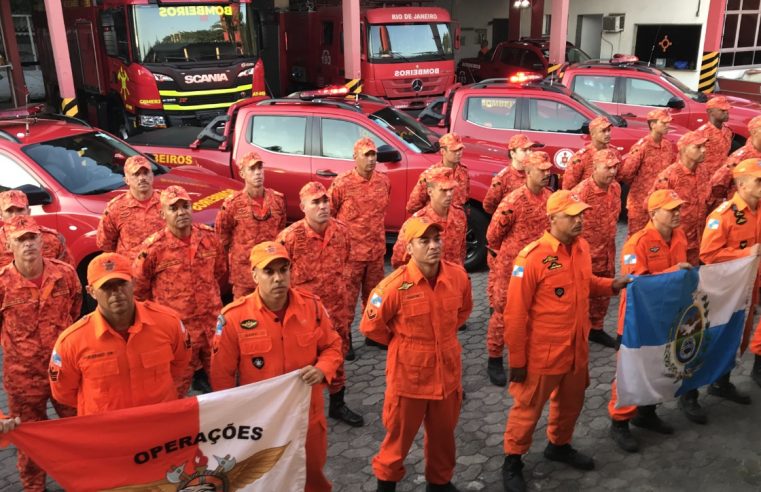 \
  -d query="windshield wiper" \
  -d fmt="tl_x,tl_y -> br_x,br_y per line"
412,51 -> 447,60
80,185 -> 121,195
389,51 -> 411,63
